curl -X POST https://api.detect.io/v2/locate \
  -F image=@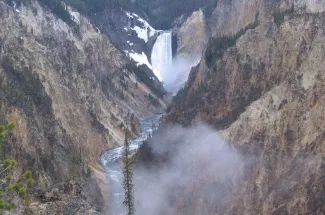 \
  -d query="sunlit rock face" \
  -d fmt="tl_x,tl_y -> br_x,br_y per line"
175,10 -> 208,58
294,0 -> 325,13
0,1 -> 166,213
208,0 -> 262,37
